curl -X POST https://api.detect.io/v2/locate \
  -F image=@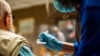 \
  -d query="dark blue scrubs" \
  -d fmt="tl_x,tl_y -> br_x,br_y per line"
74,0 -> 100,56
